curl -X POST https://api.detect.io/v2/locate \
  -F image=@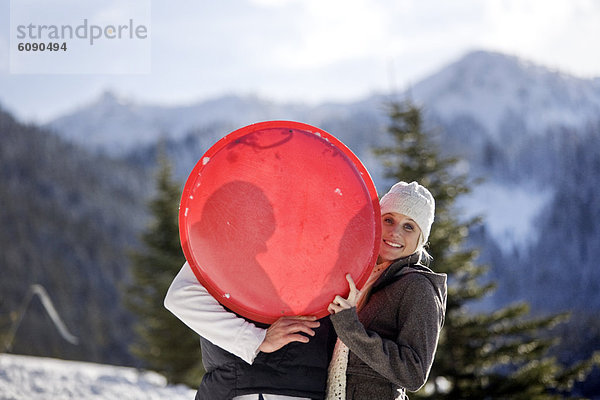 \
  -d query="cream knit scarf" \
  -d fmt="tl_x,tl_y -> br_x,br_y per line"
325,261 -> 392,400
